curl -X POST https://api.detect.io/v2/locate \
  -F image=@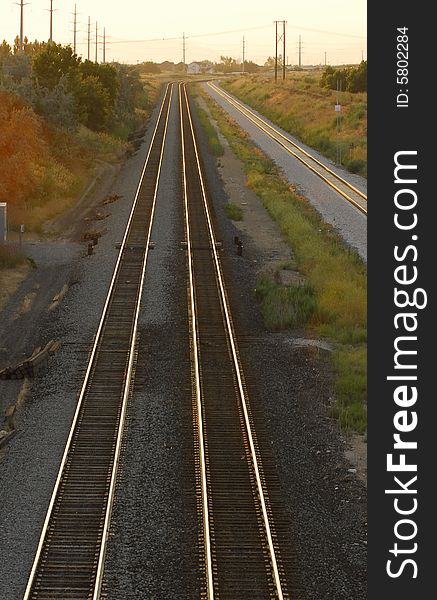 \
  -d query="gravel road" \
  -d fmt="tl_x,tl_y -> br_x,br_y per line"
203,82 -> 367,262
